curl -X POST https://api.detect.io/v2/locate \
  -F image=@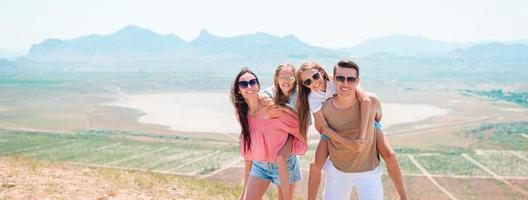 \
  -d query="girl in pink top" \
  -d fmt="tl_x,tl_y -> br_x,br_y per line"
231,68 -> 307,200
